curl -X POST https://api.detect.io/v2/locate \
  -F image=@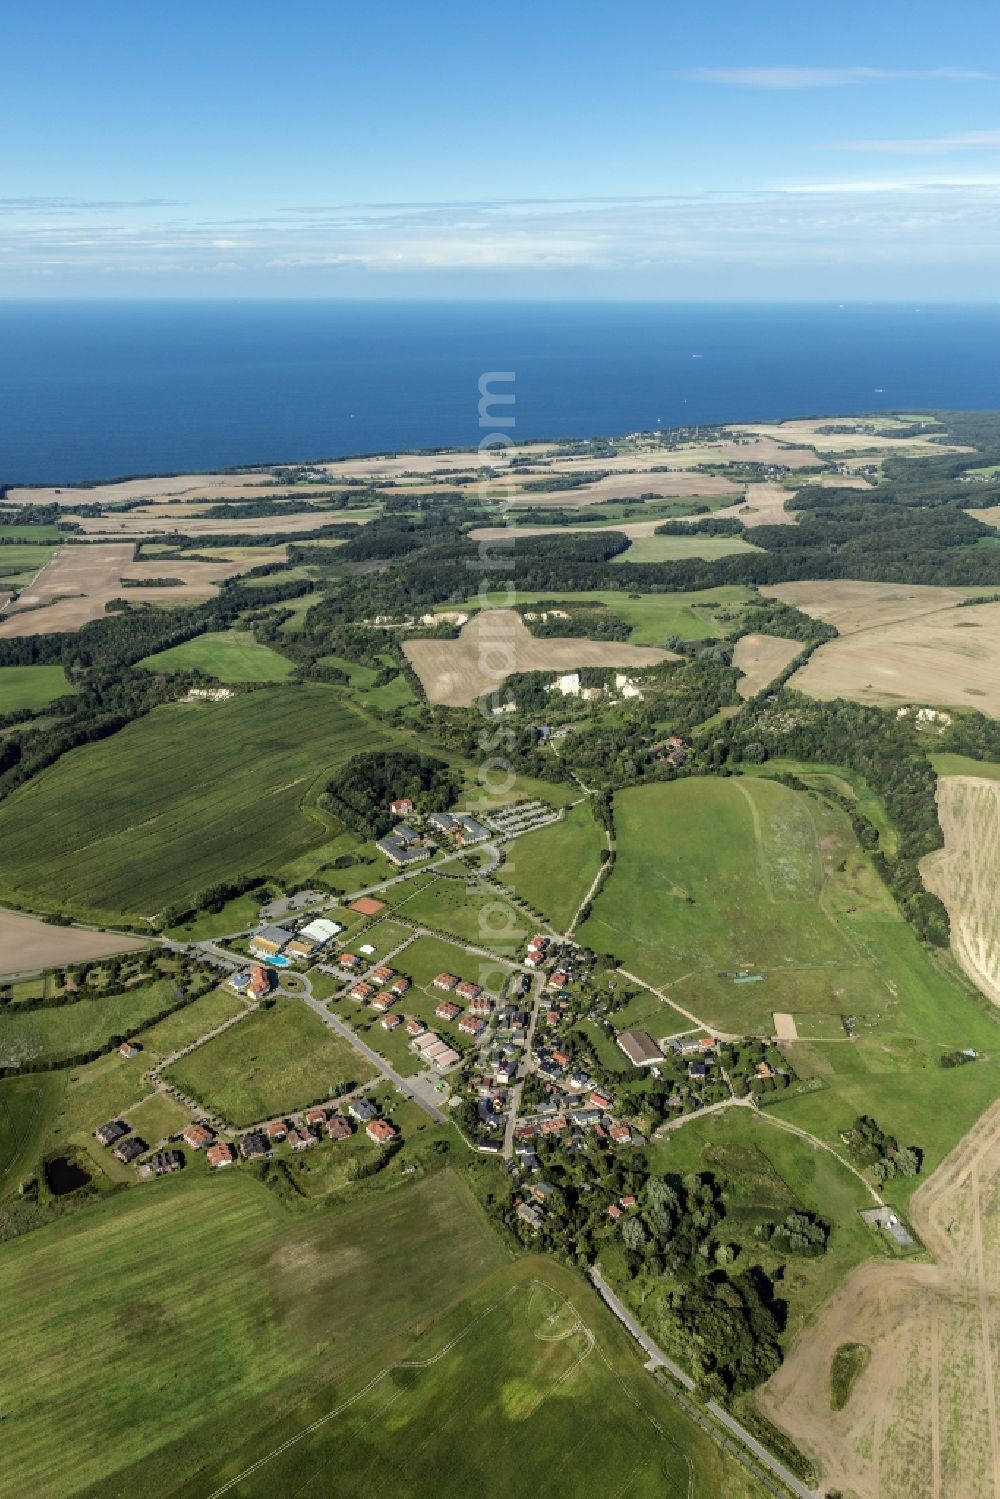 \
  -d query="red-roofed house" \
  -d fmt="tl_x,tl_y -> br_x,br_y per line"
349,980 -> 376,1002
371,991 -> 396,1013
390,976 -> 411,996
207,1143 -> 236,1168
327,1115 -> 352,1141
390,797 -> 414,816
381,1012 -> 402,1031
589,1090 -> 613,1111
267,1119 -> 288,1143
455,981 -> 481,1002
405,1017 -> 426,1037
183,1123 -> 215,1150
435,1000 -> 461,1022
371,964 -> 394,984
366,1119 -> 397,1146
305,1108 -> 327,1128
433,973 -> 459,991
